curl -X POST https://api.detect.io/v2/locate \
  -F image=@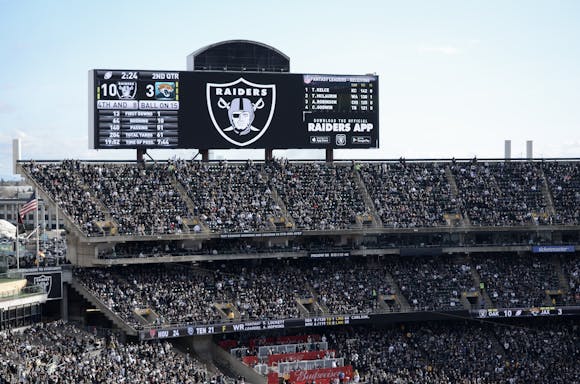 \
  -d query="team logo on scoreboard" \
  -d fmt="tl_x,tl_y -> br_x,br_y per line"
155,82 -> 176,100
207,78 -> 276,147
33,274 -> 52,295
117,81 -> 137,99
